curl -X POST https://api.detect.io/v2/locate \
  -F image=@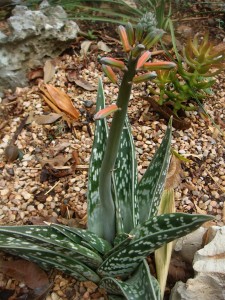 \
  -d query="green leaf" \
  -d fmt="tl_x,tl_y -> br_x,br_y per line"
100,259 -> 160,300
0,225 -> 102,268
155,189 -> 175,299
51,224 -> 112,254
137,123 -> 172,222
97,213 -> 213,277
113,117 -> 138,234
87,77 -> 108,237
0,233 -> 100,283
